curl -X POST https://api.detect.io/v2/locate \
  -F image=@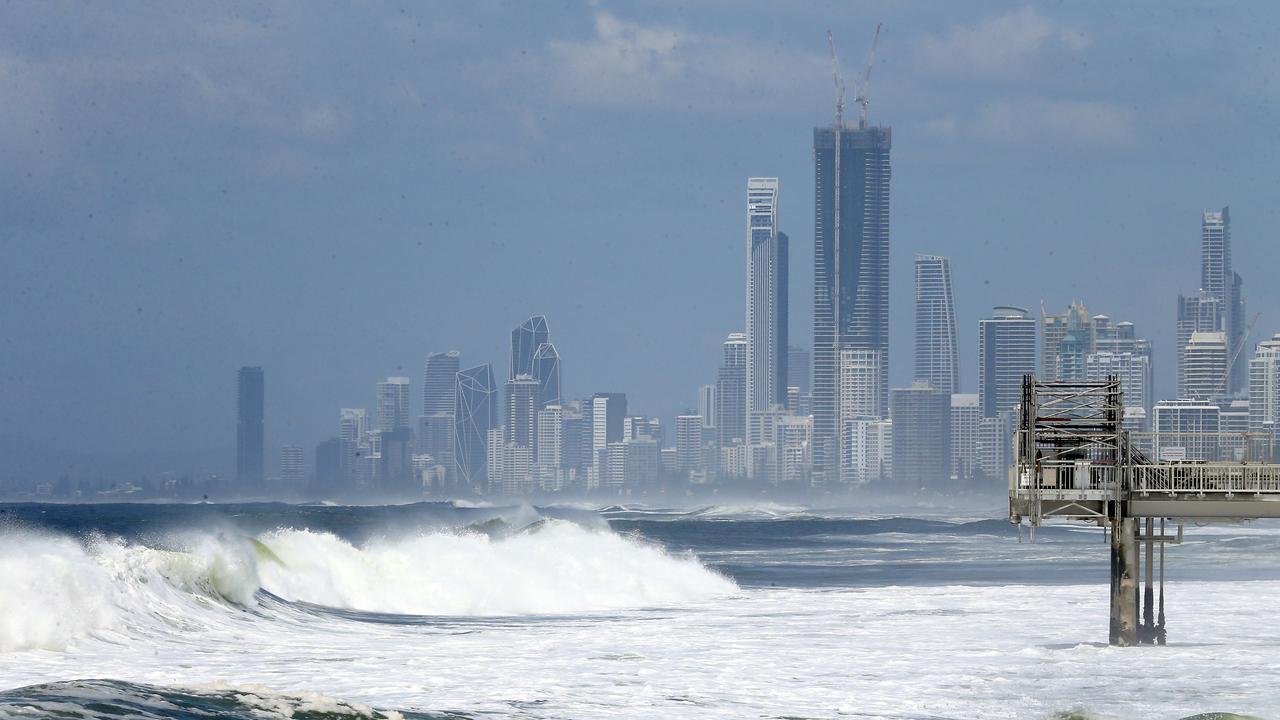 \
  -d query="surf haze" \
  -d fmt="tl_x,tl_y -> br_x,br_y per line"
2,2 -> 1280,718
